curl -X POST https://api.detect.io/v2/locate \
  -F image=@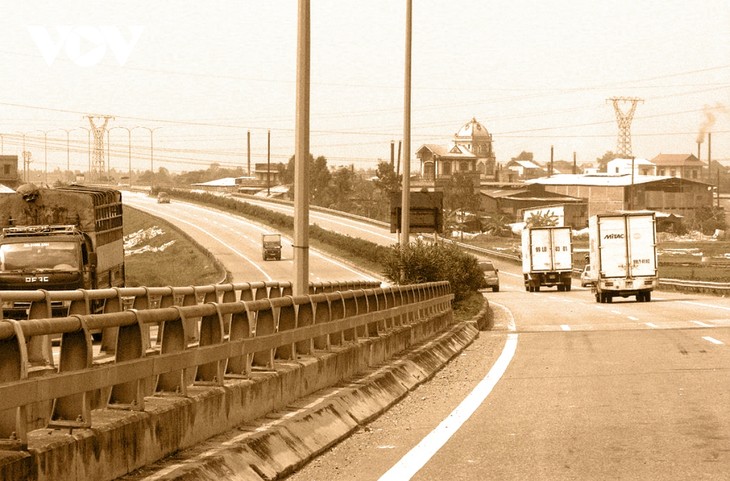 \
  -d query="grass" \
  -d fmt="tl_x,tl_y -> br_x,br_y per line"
123,206 -> 224,287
